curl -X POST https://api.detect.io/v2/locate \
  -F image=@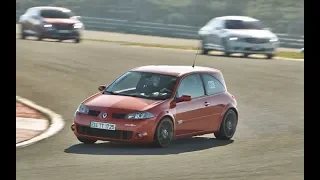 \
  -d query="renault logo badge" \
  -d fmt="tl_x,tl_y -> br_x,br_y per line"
102,112 -> 108,119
